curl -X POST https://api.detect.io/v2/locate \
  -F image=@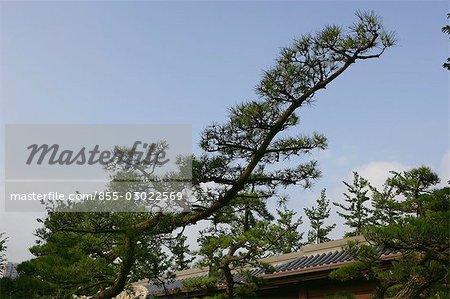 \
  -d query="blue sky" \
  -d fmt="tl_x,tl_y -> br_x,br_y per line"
0,1 -> 448,262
